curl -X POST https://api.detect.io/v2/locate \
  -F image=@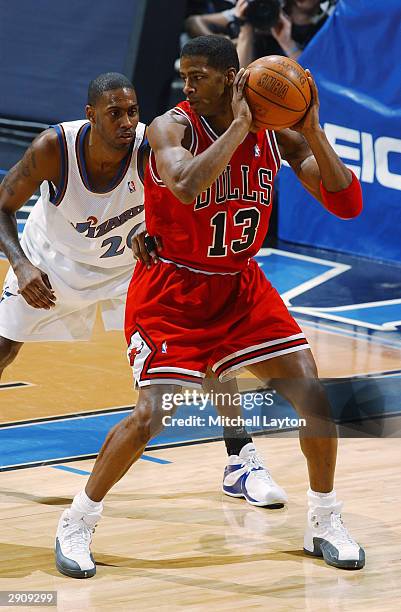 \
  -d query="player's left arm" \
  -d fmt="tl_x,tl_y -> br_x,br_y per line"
276,70 -> 363,219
